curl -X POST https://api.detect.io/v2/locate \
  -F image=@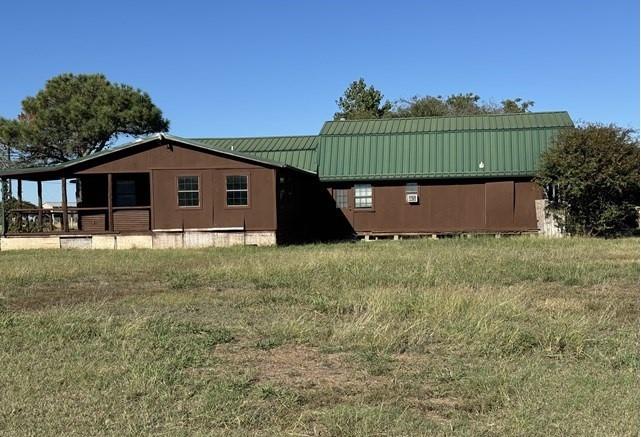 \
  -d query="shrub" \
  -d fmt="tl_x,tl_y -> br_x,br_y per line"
537,123 -> 639,237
